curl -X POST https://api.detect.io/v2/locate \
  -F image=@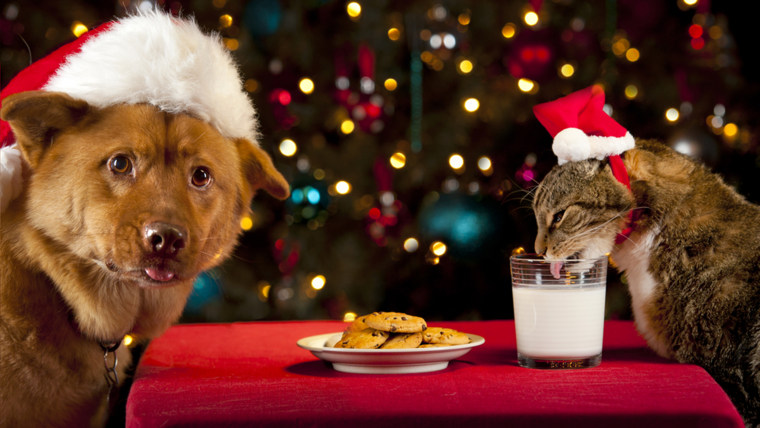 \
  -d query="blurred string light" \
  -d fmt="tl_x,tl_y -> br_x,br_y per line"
123,335 -> 134,347
665,108 -> 680,123
458,12 -> 471,26
219,14 -> 233,28
501,23 -> 517,39
448,154 -> 464,170
244,78 -> 260,93
298,77 -> 315,94
477,156 -> 492,175
559,63 -> 575,78
463,97 -> 480,112
310,274 -> 326,290
624,84 -> 639,99
258,281 -> 271,301
403,237 -> 419,252
384,78 -> 398,91
71,21 -> 88,37
523,11 -> 539,26
223,38 -> 239,51
389,152 -> 406,169
689,22 -> 705,50
458,58 -> 474,74
279,139 -> 297,157
346,1 -> 361,19
388,27 -> 401,41
340,119 -> 355,134
334,180 -> 351,195
431,241 -> 447,256
240,215 -> 253,231
625,48 -> 640,62
343,312 -> 357,322
517,78 -> 537,93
